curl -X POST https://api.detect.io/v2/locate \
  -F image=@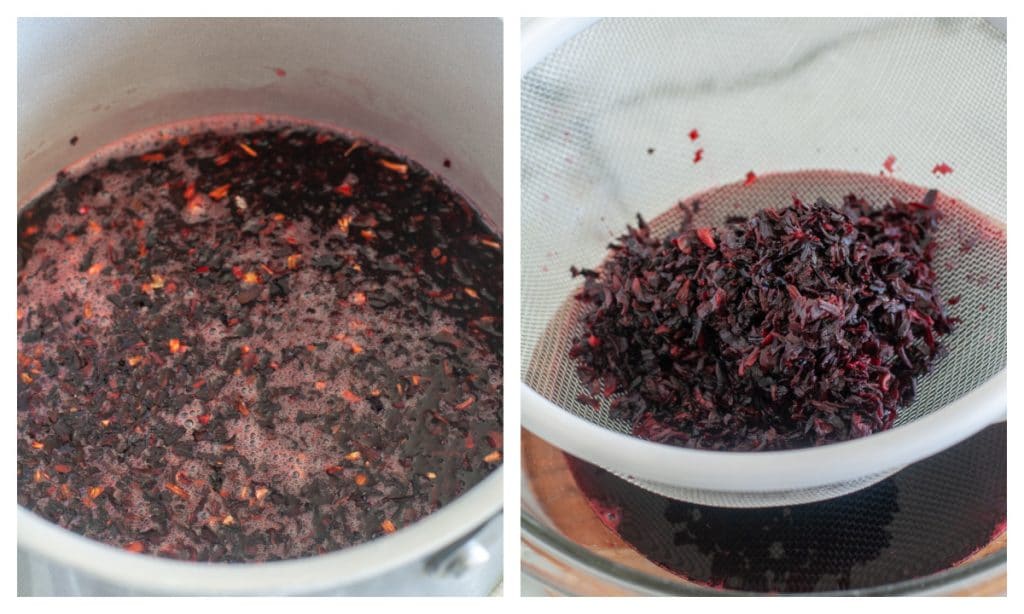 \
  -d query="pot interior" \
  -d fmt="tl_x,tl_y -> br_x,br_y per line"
17,17 -> 503,593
